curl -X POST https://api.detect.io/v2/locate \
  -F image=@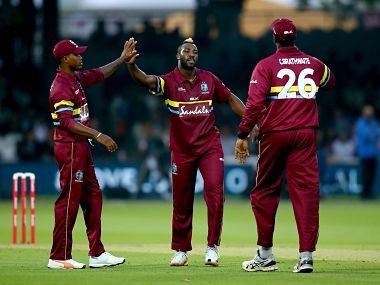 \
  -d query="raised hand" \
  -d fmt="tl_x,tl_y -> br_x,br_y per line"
121,37 -> 139,64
